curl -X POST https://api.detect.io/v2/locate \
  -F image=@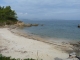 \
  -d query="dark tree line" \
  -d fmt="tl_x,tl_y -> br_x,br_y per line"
0,6 -> 18,25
